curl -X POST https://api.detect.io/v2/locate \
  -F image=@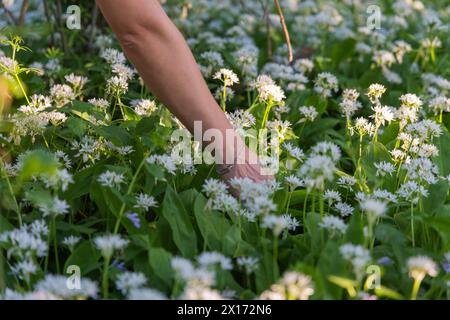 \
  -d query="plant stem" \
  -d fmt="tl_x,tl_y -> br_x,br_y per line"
273,236 -> 278,281
411,278 -> 422,300
411,202 -> 415,248
113,156 -> 147,234
52,217 -> 60,274
274,0 -> 293,63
